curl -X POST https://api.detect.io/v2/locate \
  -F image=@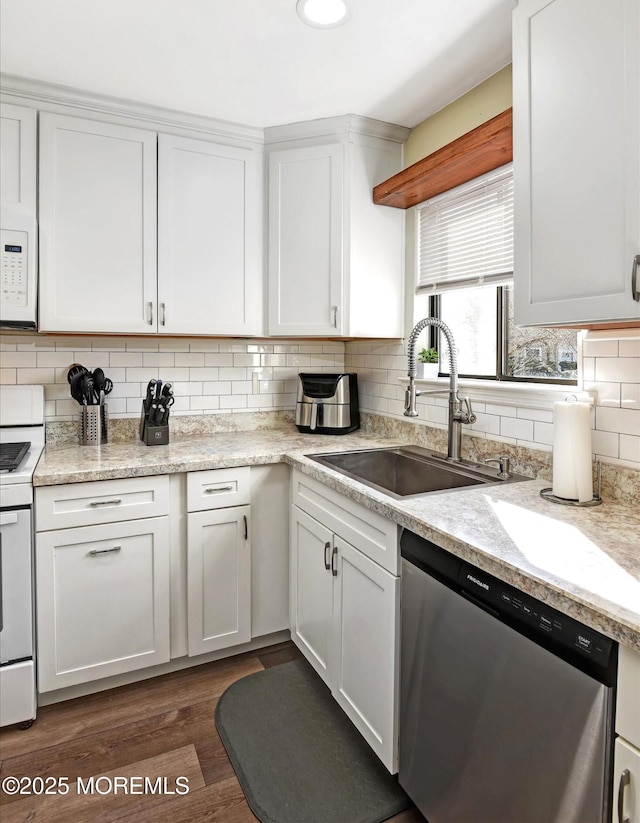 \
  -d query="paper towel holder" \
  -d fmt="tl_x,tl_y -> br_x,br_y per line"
540,461 -> 602,507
